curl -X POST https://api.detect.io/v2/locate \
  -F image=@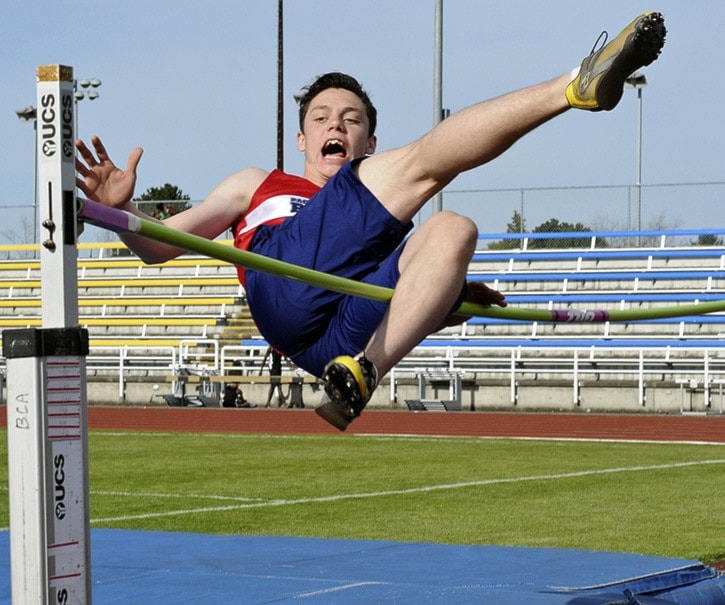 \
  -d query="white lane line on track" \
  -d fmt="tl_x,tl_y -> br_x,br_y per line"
90,458 -> 725,524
